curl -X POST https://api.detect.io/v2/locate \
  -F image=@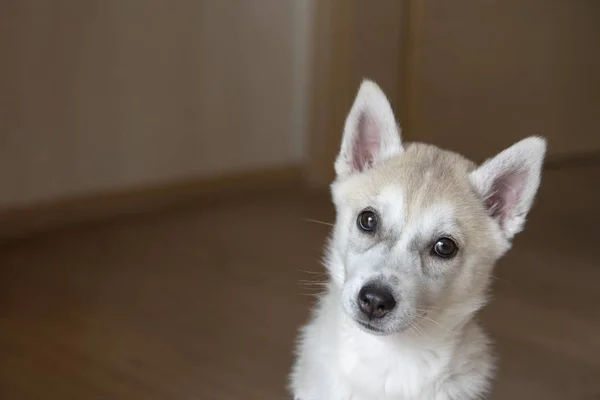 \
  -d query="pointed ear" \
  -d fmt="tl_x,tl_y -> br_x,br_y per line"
334,80 -> 403,177
470,136 -> 547,239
